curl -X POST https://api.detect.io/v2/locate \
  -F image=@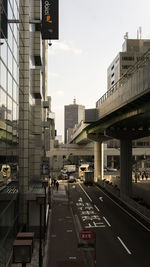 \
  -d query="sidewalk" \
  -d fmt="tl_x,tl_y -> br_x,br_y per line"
12,182 -> 89,267
43,183 -> 87,267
